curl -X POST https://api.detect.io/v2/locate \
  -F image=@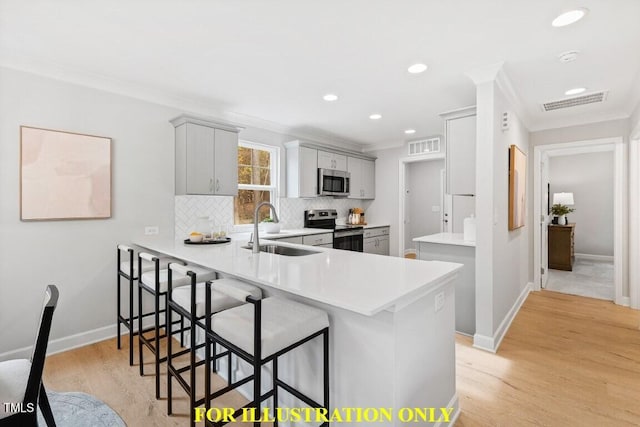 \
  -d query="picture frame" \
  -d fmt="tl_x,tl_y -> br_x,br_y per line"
20,126 -> 112,221
508,144 -> 526,230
